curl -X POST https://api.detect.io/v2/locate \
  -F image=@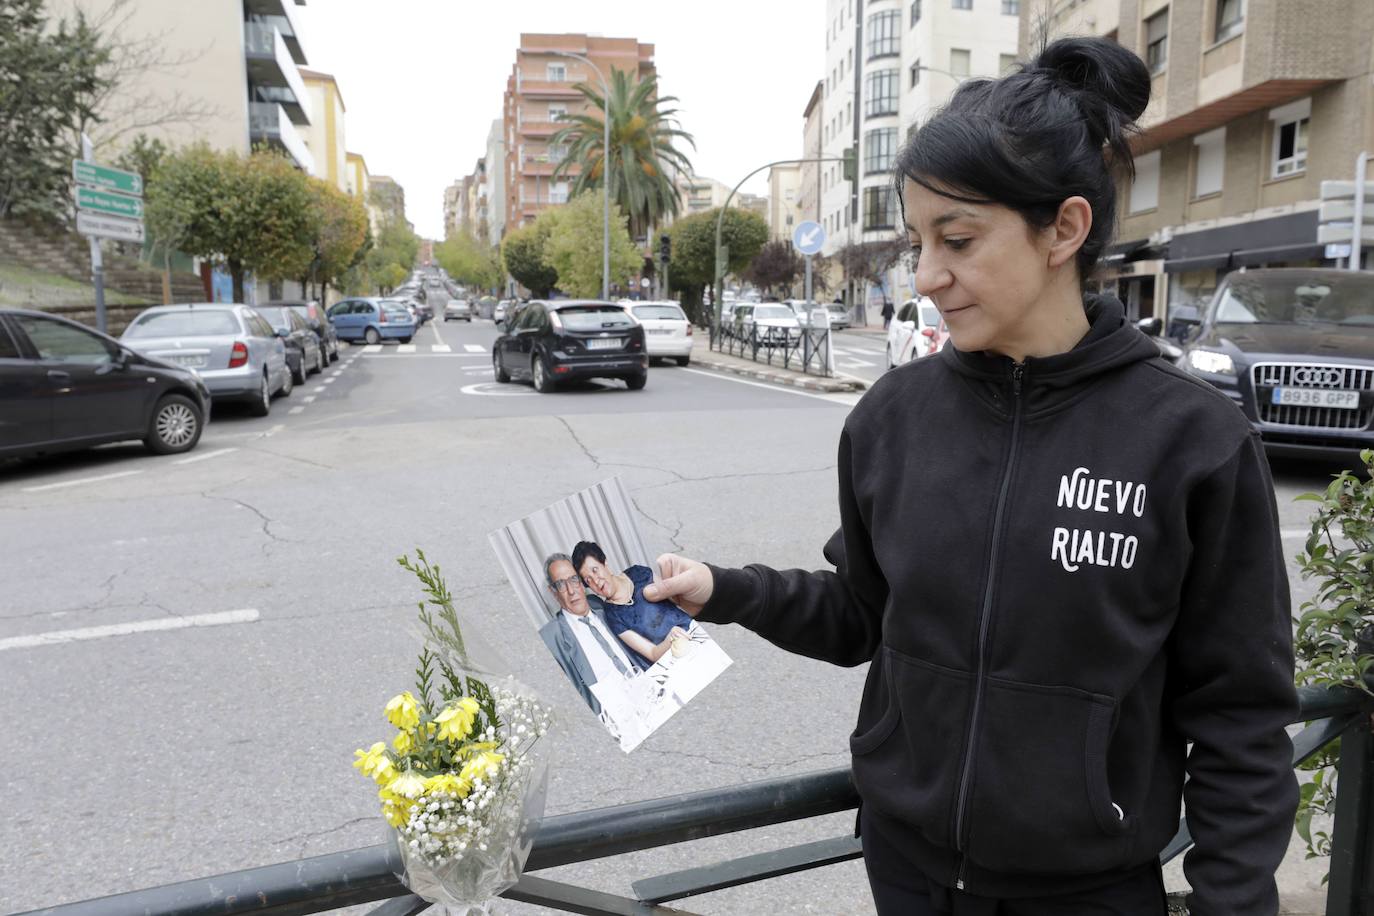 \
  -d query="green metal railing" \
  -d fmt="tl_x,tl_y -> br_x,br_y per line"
18,685 -> 1374,916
